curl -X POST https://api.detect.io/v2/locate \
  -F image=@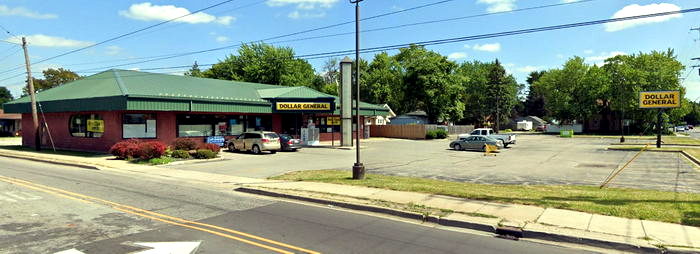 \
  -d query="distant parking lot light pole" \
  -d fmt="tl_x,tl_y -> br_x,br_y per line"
350,0 -> 365,180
